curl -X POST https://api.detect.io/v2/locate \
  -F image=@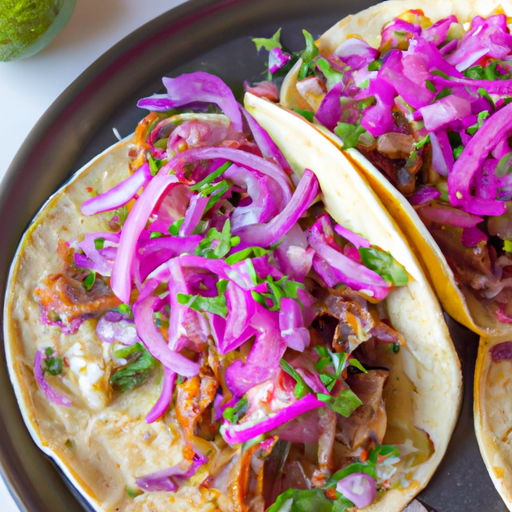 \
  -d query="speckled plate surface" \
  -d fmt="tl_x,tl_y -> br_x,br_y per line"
0,0 -> 505,511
